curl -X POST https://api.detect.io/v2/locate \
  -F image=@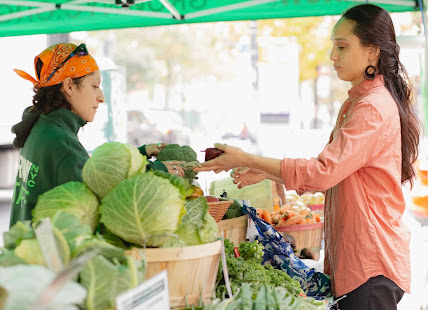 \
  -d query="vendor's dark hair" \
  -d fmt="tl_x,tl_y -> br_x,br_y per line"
32,58 -> 89,114
343,4 -> 421,186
